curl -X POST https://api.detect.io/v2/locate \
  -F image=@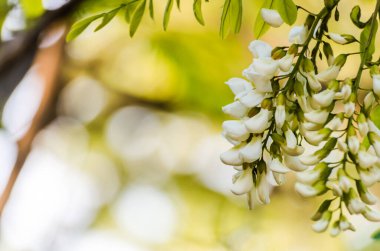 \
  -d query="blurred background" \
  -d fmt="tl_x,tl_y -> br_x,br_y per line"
0,0 -> 380,250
